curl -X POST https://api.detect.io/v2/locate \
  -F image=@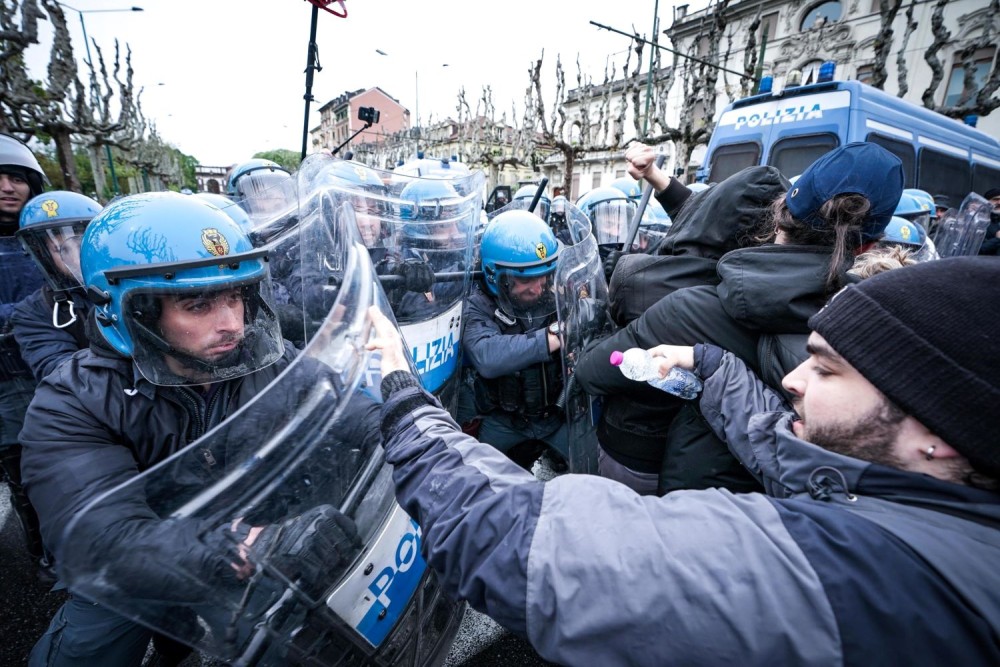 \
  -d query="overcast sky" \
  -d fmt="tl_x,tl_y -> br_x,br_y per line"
23,0 -> 709,166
